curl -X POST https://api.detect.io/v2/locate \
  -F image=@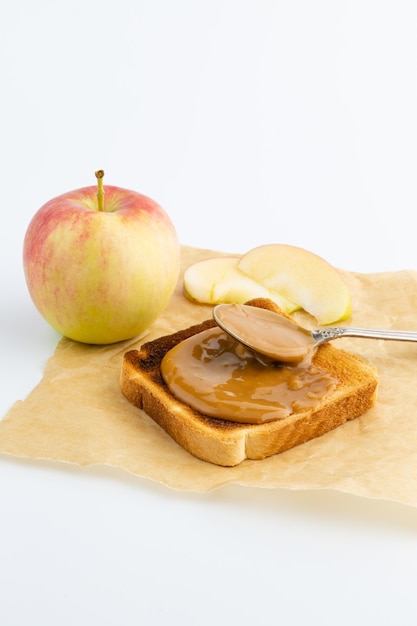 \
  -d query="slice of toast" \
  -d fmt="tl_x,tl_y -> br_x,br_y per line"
120,299 -> 378,467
